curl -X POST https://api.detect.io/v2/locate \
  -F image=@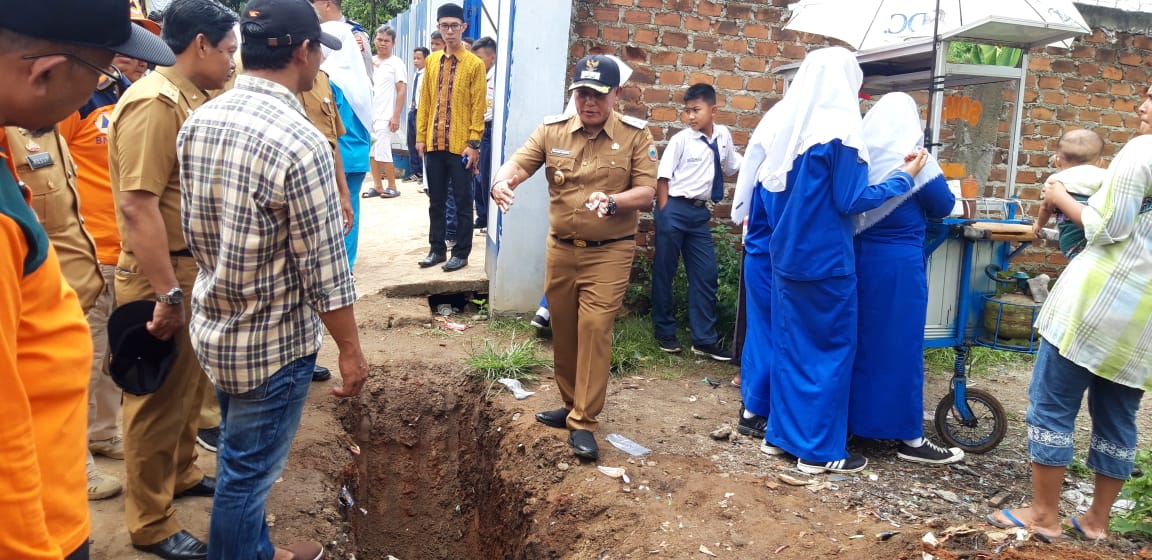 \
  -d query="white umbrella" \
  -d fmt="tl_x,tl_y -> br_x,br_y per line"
784,0 -> 1089,51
